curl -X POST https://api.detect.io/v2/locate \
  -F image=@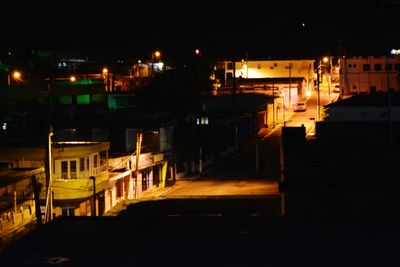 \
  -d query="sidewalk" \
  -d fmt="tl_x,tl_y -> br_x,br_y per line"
104,179 -> 194,216
104,122 -> 289,217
